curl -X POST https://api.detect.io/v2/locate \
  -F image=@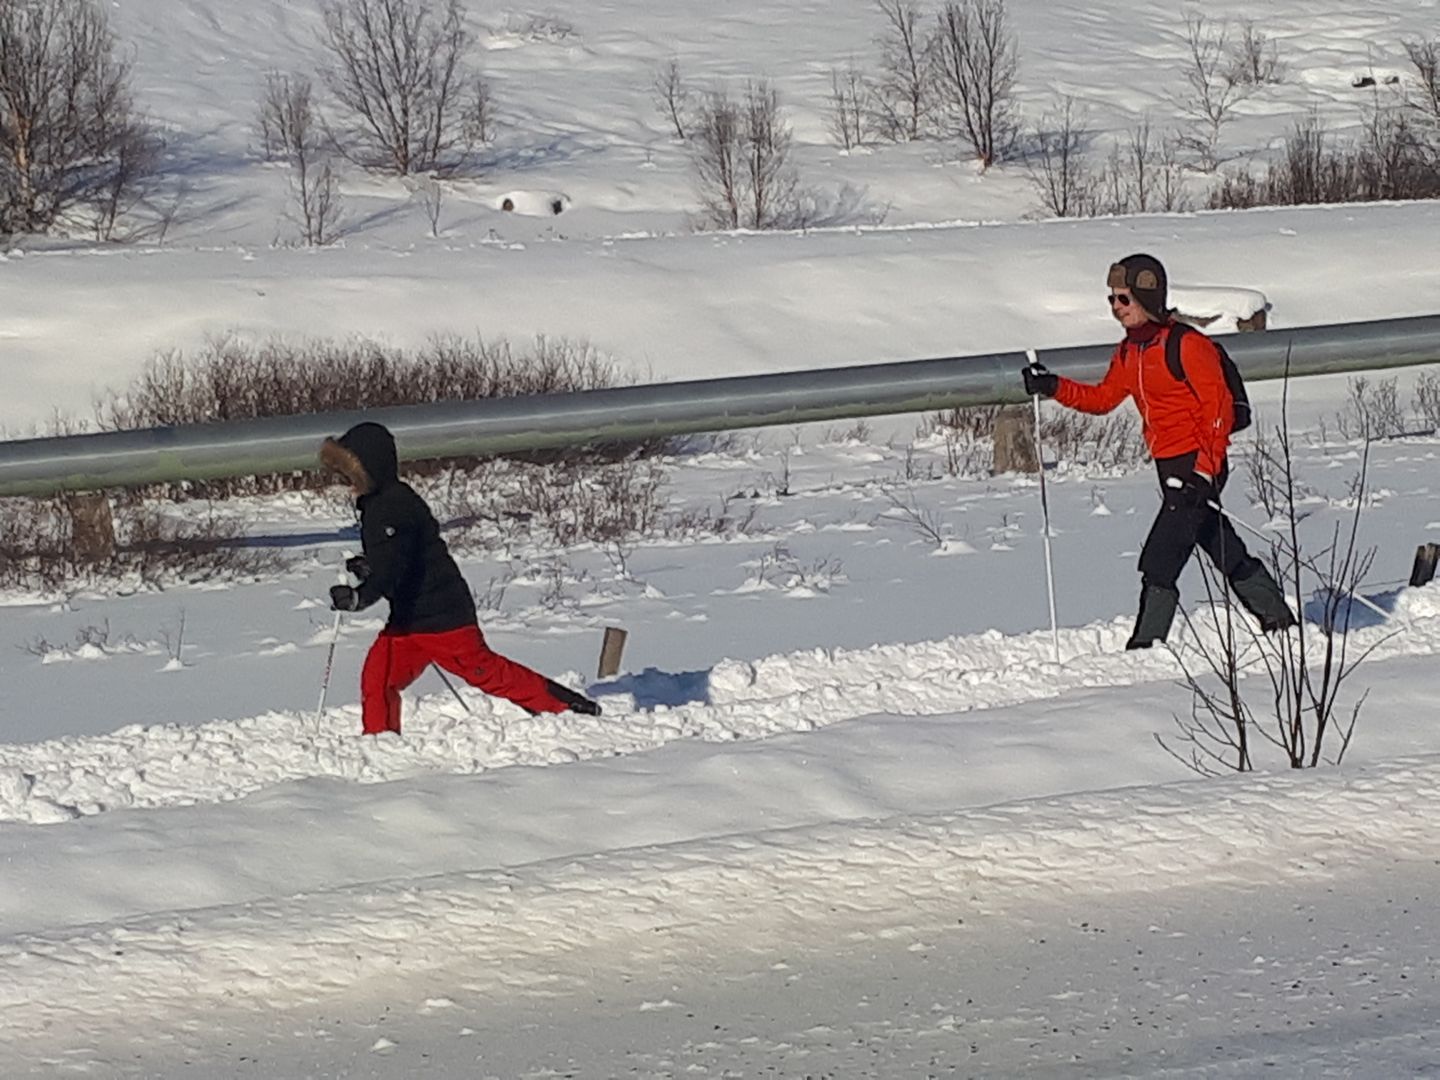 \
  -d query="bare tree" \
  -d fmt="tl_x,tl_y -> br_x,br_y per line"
1402,39 -> 1440,122
827,62 -> 872,150
1026,95 -> 1096,217
419,174 -> 443,237
257,72 -> 342,244
743,80 -> 798,227
872,0 -> 934,141
1358,101 -> 1438,201
932,0 -> 1020,168
1154,131 -> 1192,211
1229,18 -> 1284,86
1109,118 -> 1192,214
691,81 -> 801,230
262,73 -> 312,162
1162,362 -> 1386,774
317,0 -> 489,176
653,58 -> 690,141
0,0 -> 158,237
258,72 -> 314,162
93,125 -> 164,240
691,90 -> 743,228
1174,13 -> 1251,169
